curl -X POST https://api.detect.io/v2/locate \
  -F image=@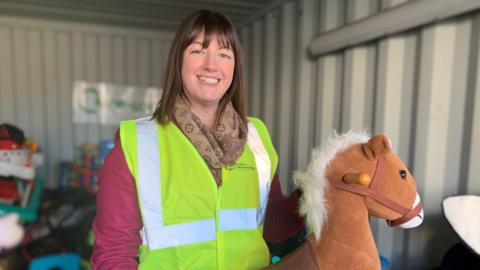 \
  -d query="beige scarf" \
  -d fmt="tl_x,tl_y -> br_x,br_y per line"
173,98 -> 247,186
